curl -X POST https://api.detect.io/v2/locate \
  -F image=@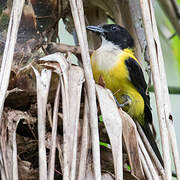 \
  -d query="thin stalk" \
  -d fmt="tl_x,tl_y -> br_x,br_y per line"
69,0 -> 101,179
48,80 -> 60,180
0,0 -> 25,121
148,1 -> 180,178
140,0 -> 171,178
